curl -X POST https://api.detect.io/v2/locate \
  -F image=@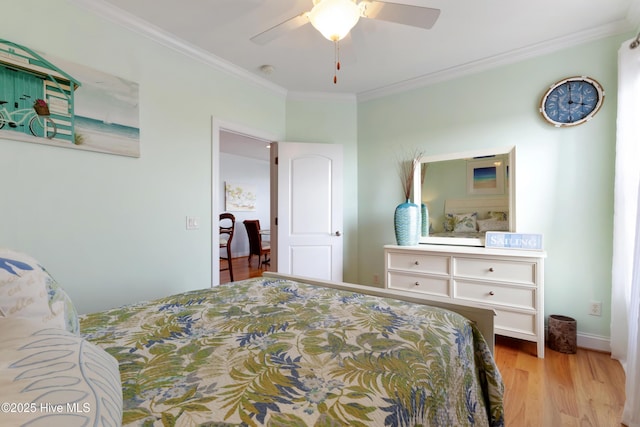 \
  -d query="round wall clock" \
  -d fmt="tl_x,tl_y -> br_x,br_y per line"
539,76 -> 605,127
